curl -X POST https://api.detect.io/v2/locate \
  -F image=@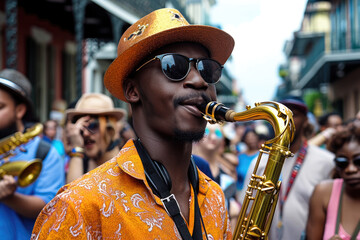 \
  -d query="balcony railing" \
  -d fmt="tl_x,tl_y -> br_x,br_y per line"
299,37 -> 325,79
